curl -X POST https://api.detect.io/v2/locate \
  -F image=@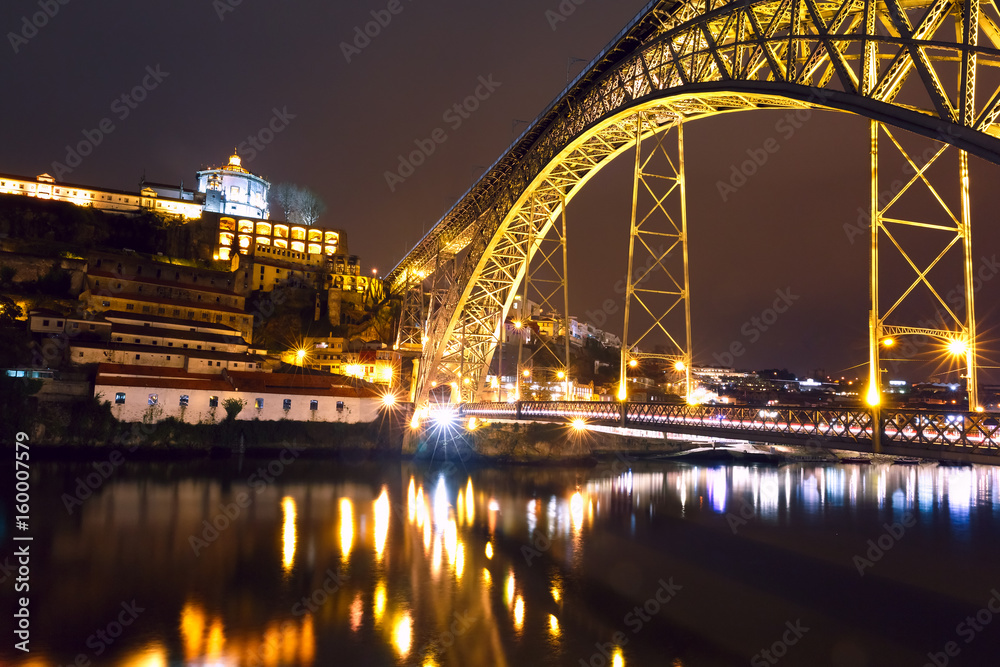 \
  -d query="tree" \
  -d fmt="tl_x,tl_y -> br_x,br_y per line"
269,183 -> 326,226
222,398 -> 246,422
